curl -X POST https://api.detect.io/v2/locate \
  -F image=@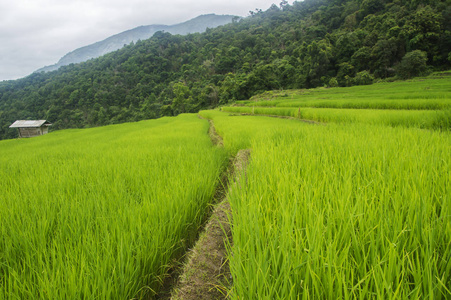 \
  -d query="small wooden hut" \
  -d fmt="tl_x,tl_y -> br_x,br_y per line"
9,120 -> 52,138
